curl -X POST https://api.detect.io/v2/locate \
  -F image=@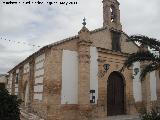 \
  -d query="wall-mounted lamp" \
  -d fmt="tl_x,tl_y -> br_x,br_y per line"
103,64 -> 110,72
134,68 -> 139,76
98,64 -> 110,79
132,68 -> 140,80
